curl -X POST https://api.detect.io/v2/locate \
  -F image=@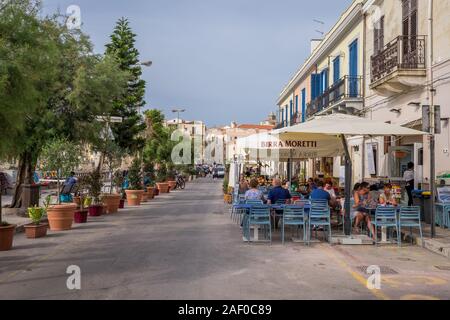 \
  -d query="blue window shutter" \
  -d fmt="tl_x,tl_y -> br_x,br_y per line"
333,56 -> 340,83
290,100 -> 293,120
295,95 -> 299,114
349,39 -> 358,97
301,89 -> 306,122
